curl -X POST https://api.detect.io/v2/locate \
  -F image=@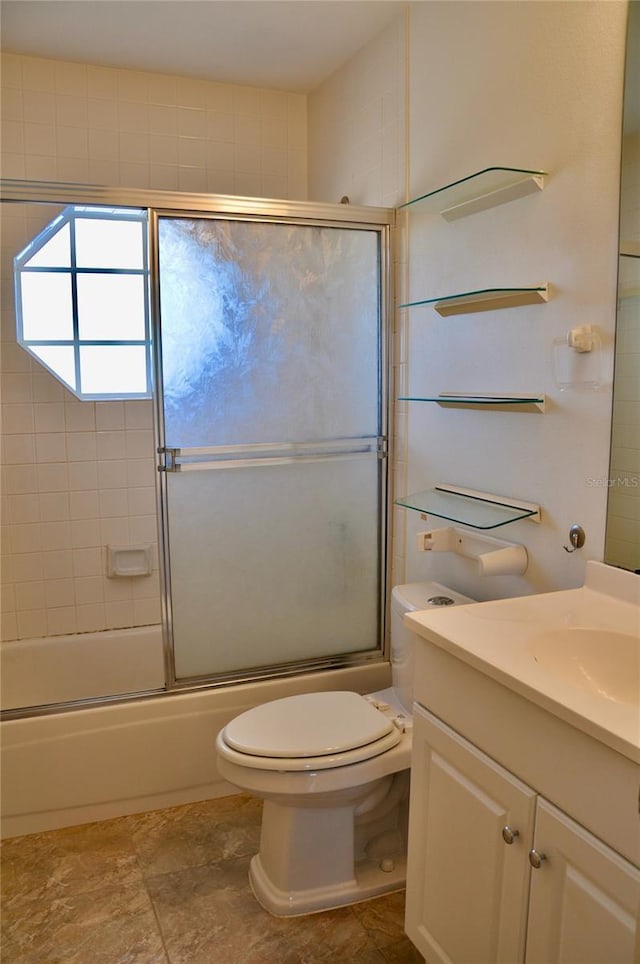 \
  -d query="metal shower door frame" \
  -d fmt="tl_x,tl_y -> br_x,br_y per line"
0,179 -> 395,704
148,199 -> 394,691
